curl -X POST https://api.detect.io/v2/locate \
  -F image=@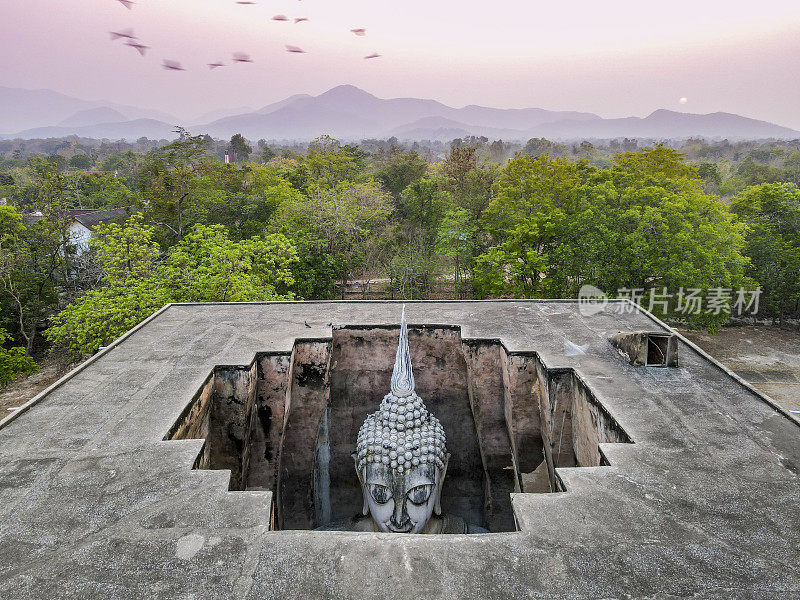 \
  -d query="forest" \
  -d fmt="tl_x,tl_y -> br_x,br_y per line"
1,131 -> 799,383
